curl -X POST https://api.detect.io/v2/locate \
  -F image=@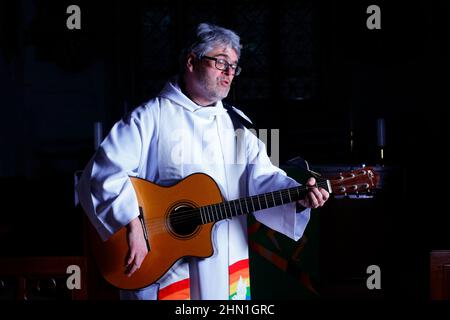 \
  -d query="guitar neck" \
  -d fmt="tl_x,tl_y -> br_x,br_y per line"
198,179 -> 331,225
